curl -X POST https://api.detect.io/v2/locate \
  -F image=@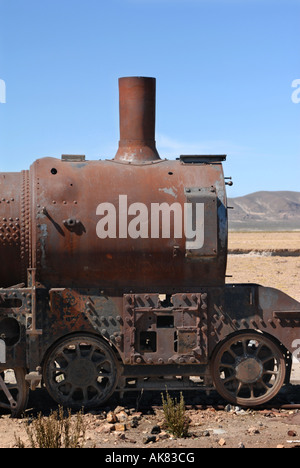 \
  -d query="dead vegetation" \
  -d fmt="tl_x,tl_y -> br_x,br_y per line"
15,406 -> 87,449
